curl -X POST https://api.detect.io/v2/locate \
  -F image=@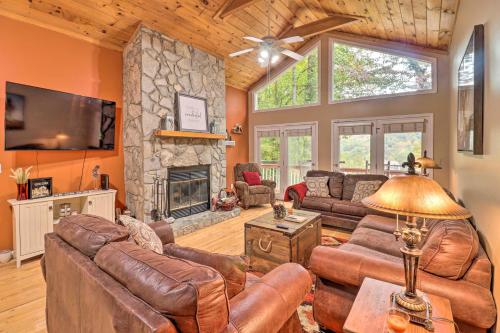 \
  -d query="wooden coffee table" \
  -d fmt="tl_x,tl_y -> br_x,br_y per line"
344,278 -> 455,333
244,210 -> 321,273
